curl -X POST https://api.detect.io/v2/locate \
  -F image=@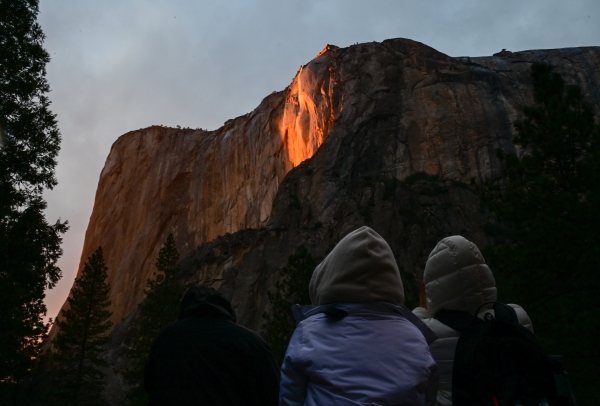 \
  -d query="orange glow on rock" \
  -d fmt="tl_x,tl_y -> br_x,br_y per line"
279,45 -> 337,168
